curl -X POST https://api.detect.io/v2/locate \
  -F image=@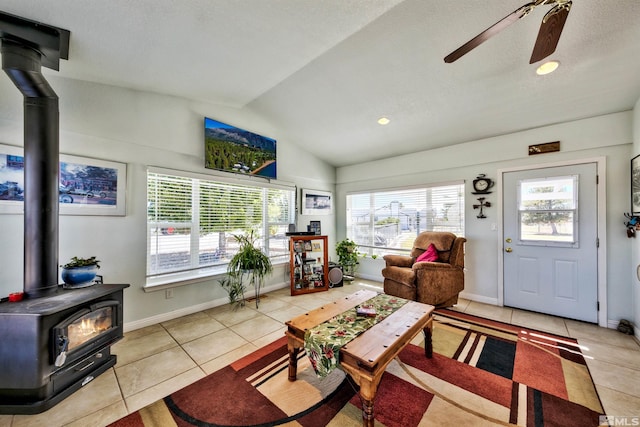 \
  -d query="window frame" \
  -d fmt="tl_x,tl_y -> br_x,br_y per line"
346,180 -> 465,257
145,167 -> 295,288
516,175 -> 579,248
